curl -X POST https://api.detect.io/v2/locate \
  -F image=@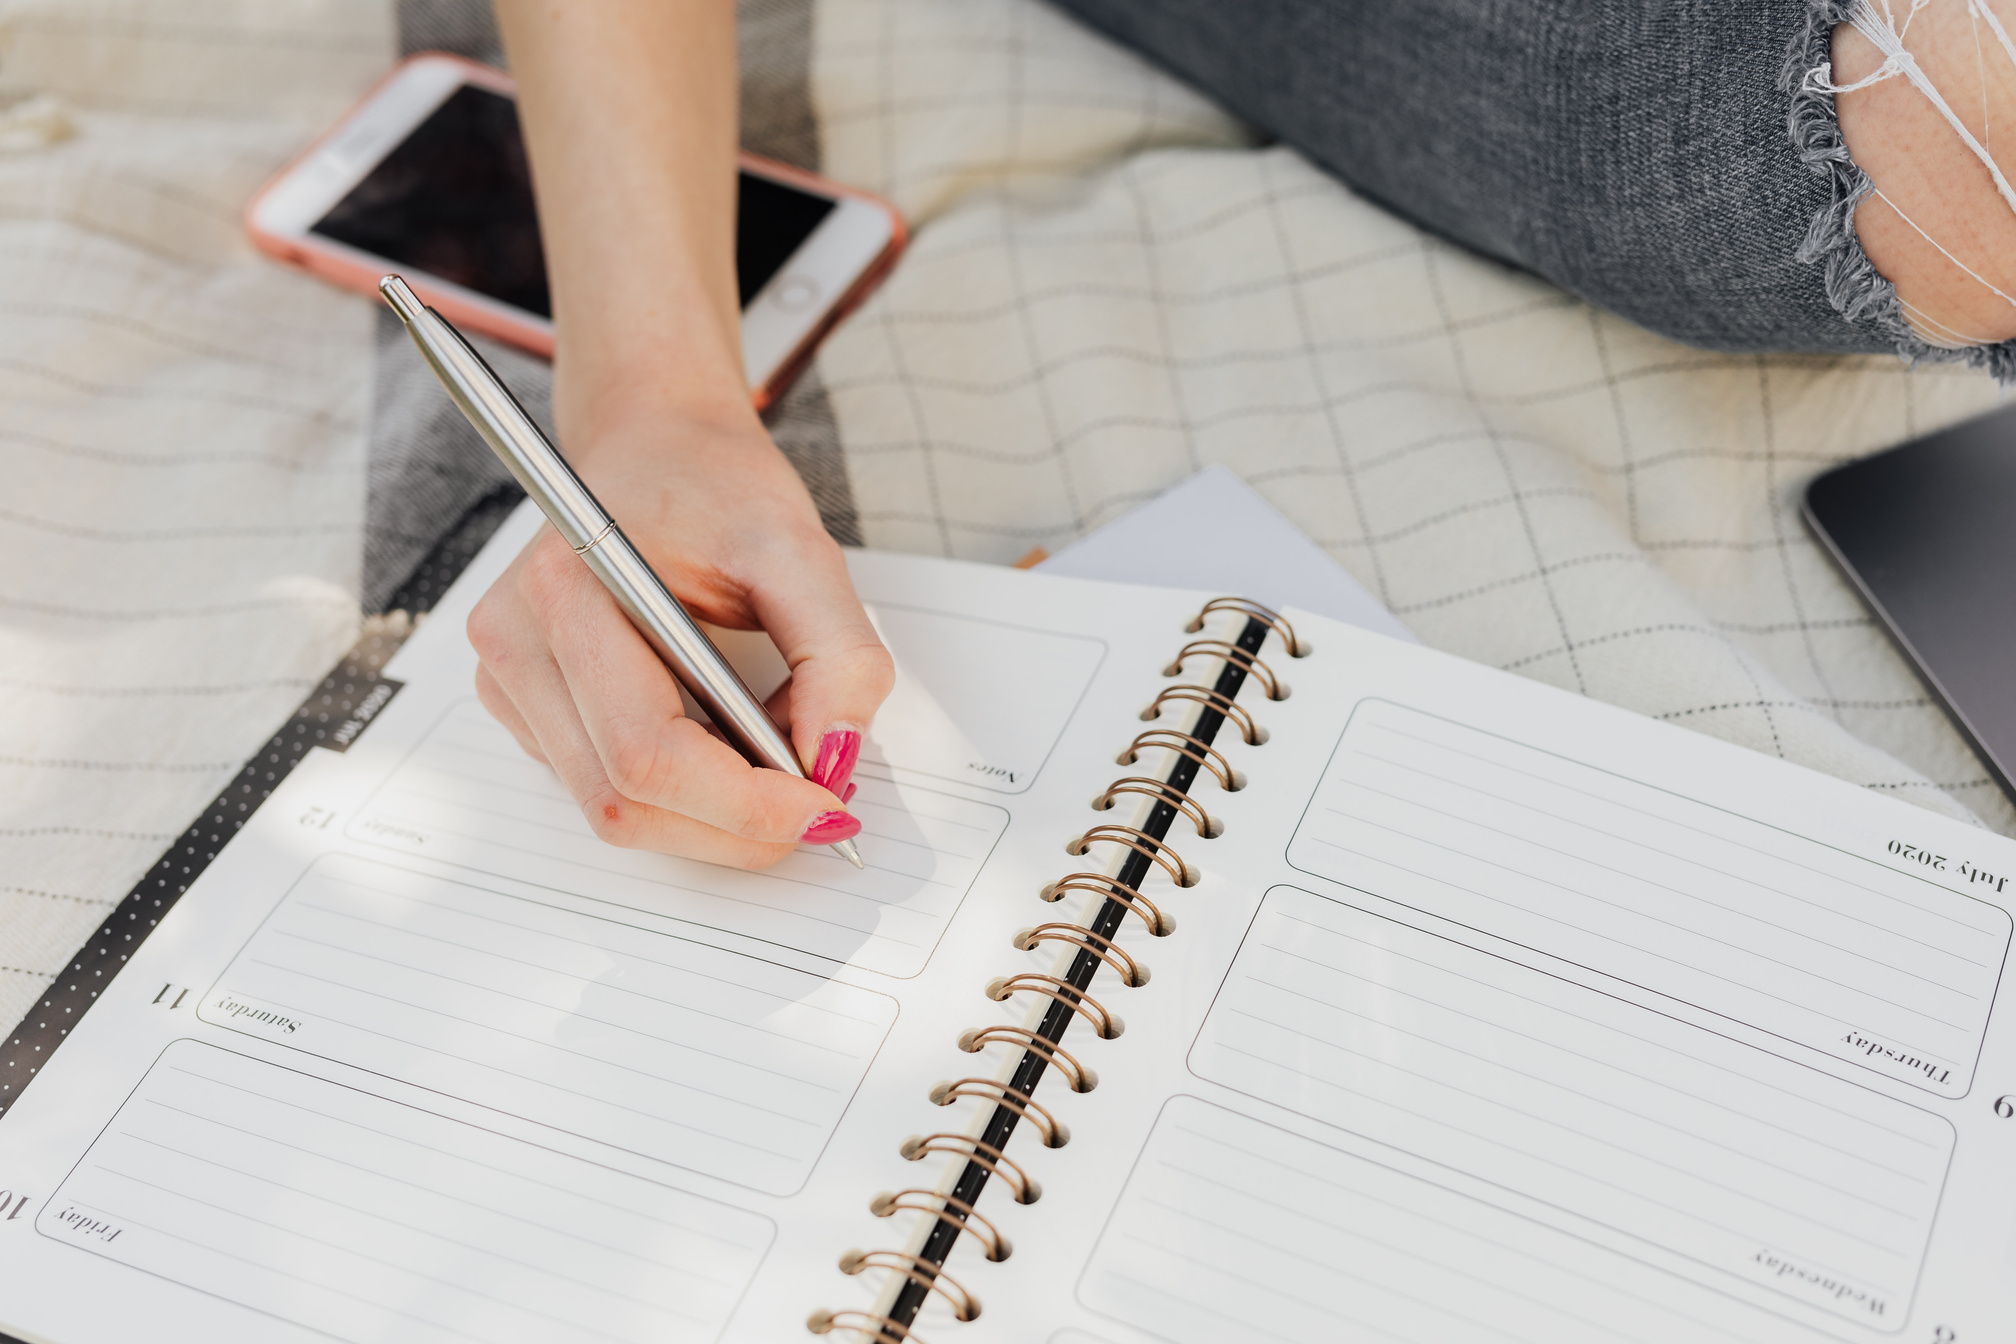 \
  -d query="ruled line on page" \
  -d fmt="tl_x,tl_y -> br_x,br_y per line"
345,699 -> 1008,976
280,905 -> 866,1062
199,853 -> 898,1197
294,875 -> 888,1025
152,1064 -> 765,1247
1325,789 -> 1979,994
224,972 -> 810,1164
111,1121 -> 739,1285
37,1040 -> 773,1344
1286,700 -> 2010,1095
246,944 -> 846,1116
1359,735 -> 1999,946
1081,1097 -> 1816,1344
1370,720 -> 2001,935
1184,887 -> 1952,1326
1298,832 -> 1964,1067
1306,814 -> 1967,1039
359,813 -> 936,945
1258,913 -> 1936,1160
